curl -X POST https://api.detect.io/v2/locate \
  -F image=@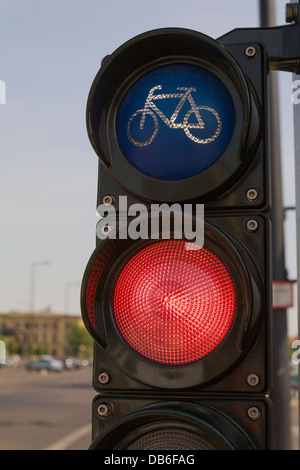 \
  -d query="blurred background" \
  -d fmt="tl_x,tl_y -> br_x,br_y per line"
0,0 -> 297,333
0,0 -> 298,450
